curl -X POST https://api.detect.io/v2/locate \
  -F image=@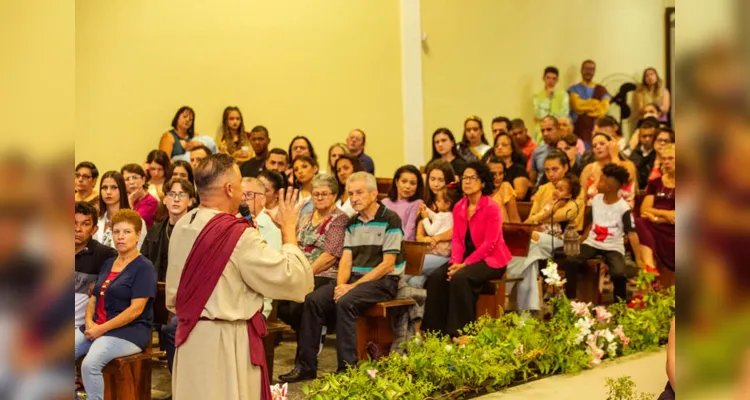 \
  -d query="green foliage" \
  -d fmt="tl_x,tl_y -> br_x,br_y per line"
303,270 -> 674,400
604,376 -> 654,400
